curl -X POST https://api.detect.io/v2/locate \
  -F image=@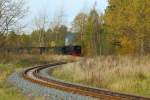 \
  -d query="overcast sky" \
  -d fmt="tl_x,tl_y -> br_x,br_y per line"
24,0 -> 108,32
